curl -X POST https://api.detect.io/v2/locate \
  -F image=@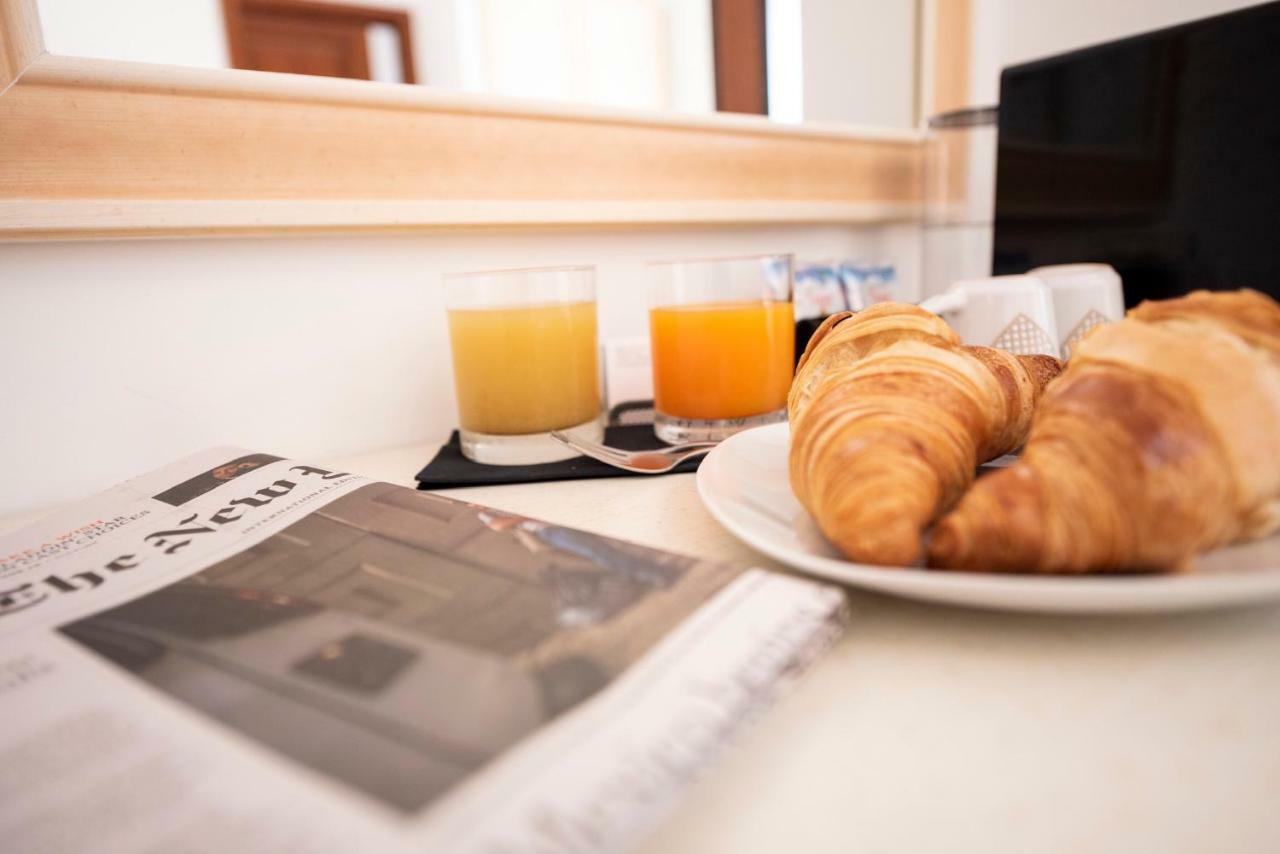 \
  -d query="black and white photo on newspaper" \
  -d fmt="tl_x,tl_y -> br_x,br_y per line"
0,448 -> 846,854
